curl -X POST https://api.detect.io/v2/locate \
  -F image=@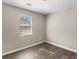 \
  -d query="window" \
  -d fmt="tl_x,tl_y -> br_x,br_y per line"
20,15 -> 32,36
